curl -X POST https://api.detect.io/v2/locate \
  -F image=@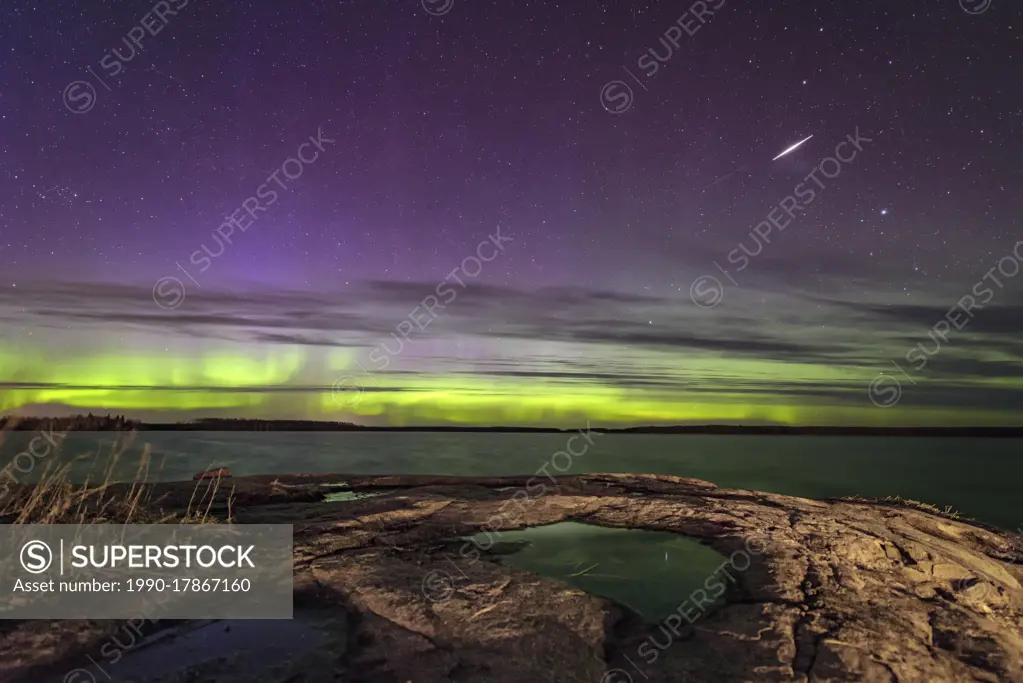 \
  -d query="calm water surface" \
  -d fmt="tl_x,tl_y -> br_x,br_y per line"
1,432 -> 1019,529
472,522 -> 729,622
